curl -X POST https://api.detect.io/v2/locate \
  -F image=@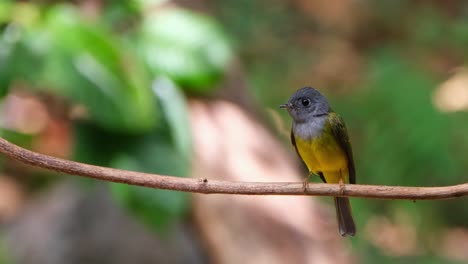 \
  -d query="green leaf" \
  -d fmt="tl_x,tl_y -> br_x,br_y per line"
0,18 -> 43,98
0,1 -> 13,24
138,8 -> 233,93
101,0 -> 141,30
152,77 -> 192,163
41,5 -> 157,133
108,129 -> 189,231
111,183 -> 188,231
0,3 -> 50,95
0,128 -> 33,148
73,122 -> 190,231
